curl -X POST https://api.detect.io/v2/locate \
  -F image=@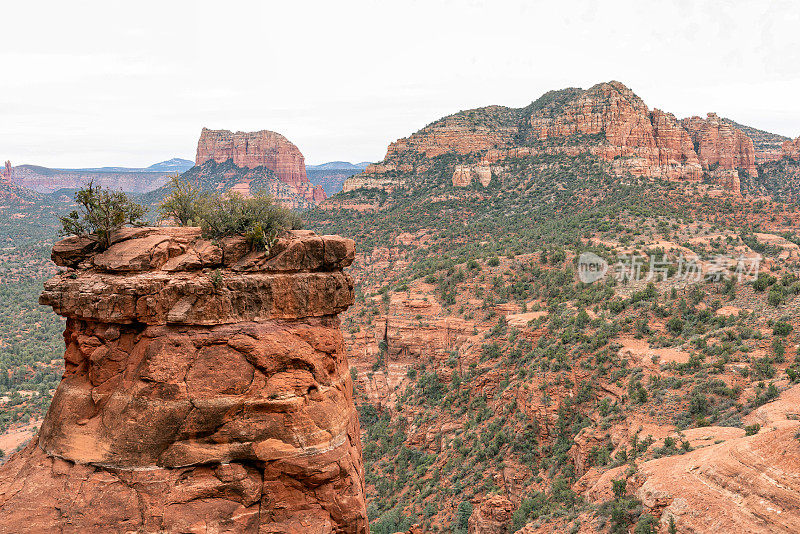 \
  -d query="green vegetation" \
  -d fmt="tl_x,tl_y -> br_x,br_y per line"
59,182 -> 145,249
158,179 -> 303,251
306,141 -> 800,530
